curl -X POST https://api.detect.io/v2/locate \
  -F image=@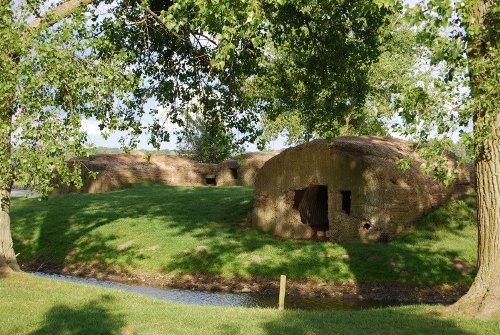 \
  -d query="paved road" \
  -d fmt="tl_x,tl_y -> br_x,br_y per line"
11,189 -> 39,198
